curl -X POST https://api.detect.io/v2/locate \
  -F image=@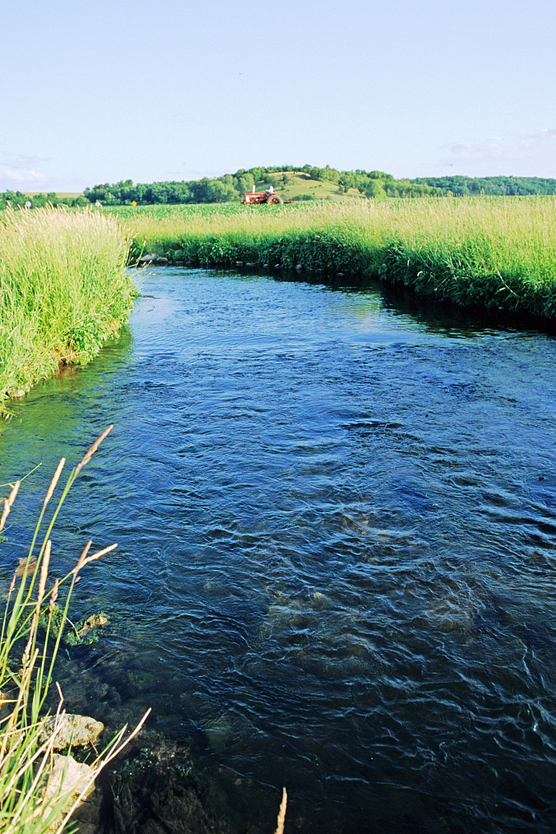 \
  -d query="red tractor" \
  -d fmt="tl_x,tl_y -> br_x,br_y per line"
242,187 -> 291,205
